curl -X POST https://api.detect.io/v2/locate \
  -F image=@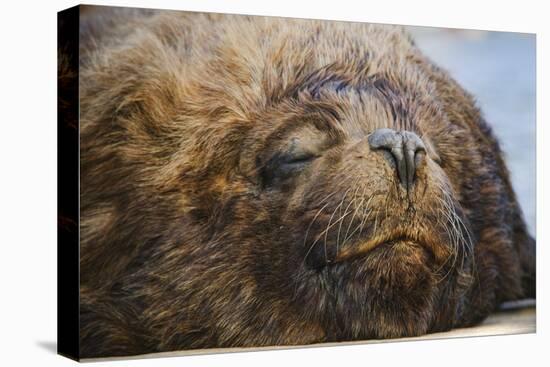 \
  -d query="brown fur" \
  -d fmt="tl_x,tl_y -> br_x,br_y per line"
72,7 -> 535,358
